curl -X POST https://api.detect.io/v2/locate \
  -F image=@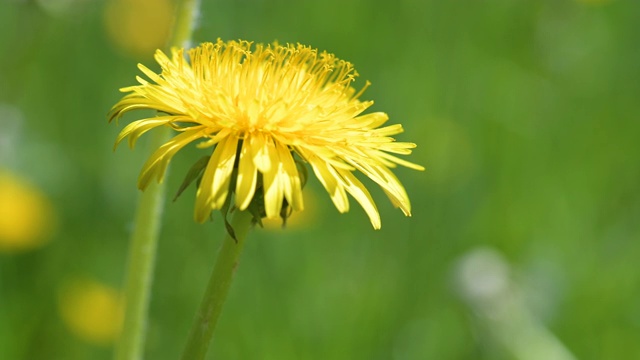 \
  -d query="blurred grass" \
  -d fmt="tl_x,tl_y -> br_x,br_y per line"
1,0 -> 640,359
